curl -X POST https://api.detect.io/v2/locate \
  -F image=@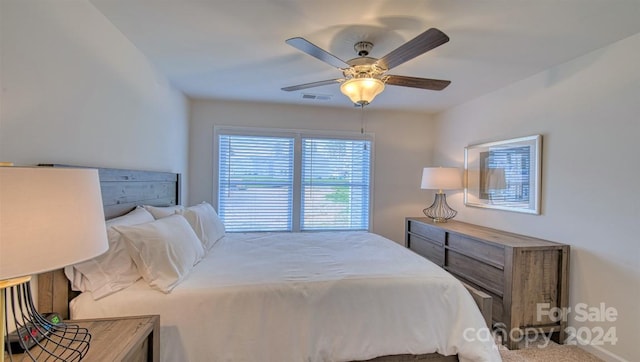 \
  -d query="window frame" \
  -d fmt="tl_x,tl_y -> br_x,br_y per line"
213,126 -> 375,232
